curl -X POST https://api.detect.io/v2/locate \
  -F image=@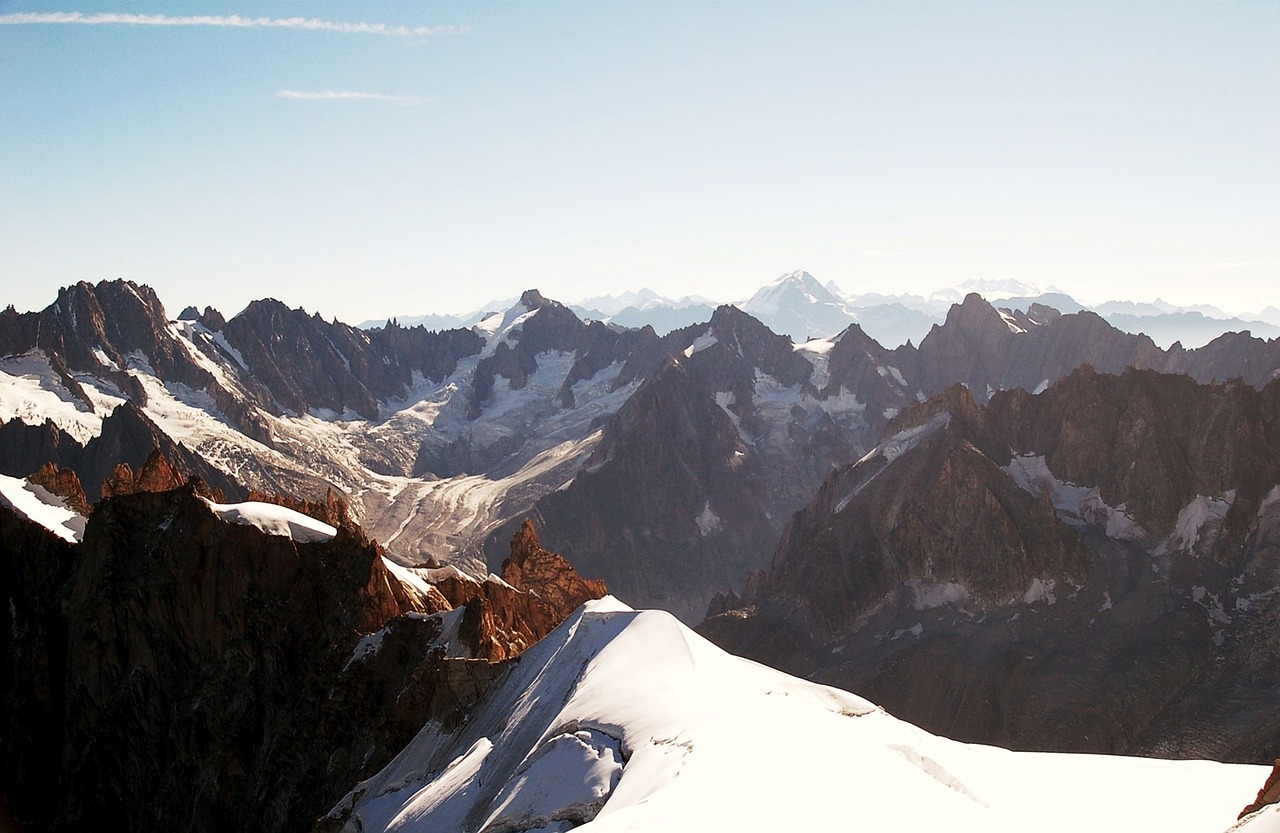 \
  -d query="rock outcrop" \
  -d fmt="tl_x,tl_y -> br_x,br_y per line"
501,519 -> 609,614
1240,761 -> 1280,819
100,447 -> 189,497
26,462 -> 89,516
432,520 -> 608,661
